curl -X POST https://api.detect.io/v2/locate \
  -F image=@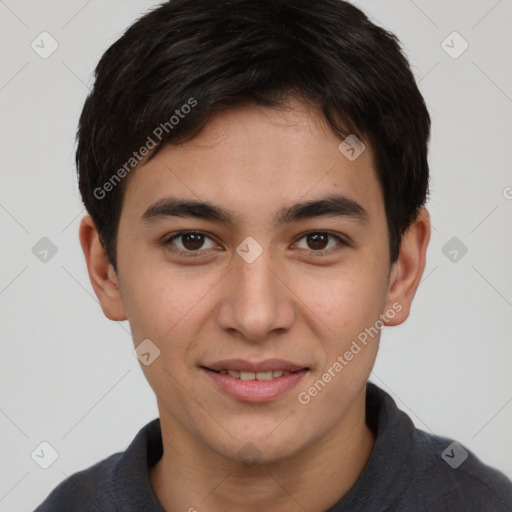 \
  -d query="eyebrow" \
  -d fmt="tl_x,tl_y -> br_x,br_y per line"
140,194 -> 369,227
